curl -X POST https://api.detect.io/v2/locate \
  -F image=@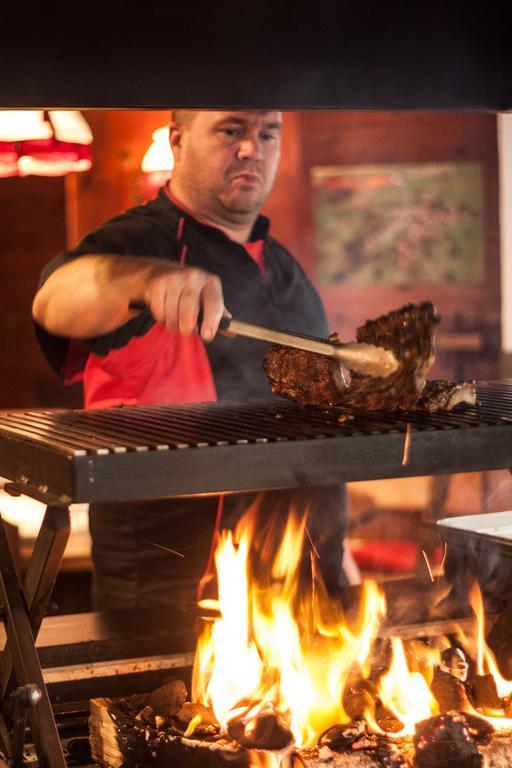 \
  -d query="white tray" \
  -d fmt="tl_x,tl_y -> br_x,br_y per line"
437,510 -> 512,541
